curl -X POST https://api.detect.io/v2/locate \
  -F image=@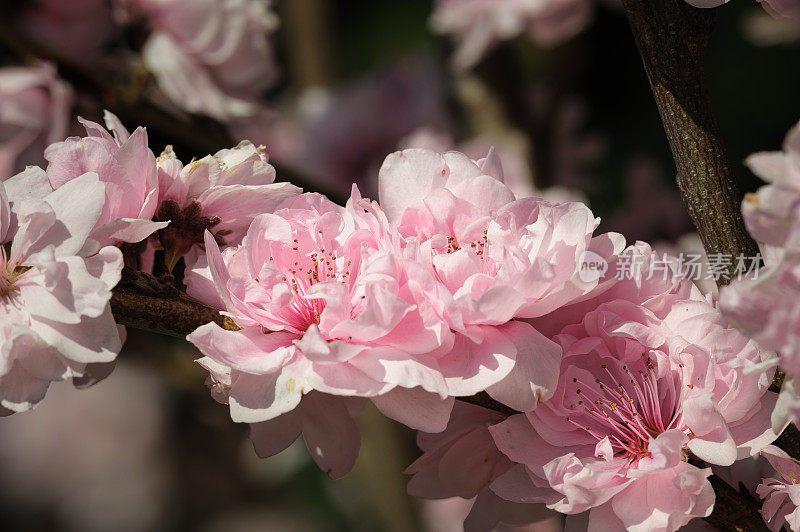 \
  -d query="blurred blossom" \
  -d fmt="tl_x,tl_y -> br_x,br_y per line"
0,361 -> 171,532
687,0 -> 800,20
237,59 -> 451,198
0,63 -> 73,181
20,0 -> 115,59
431,0 -> 594,71
407,402 -> 555,530
743,8 -> 800,45
760,0 -> 800,20
122,0 -> 280,121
